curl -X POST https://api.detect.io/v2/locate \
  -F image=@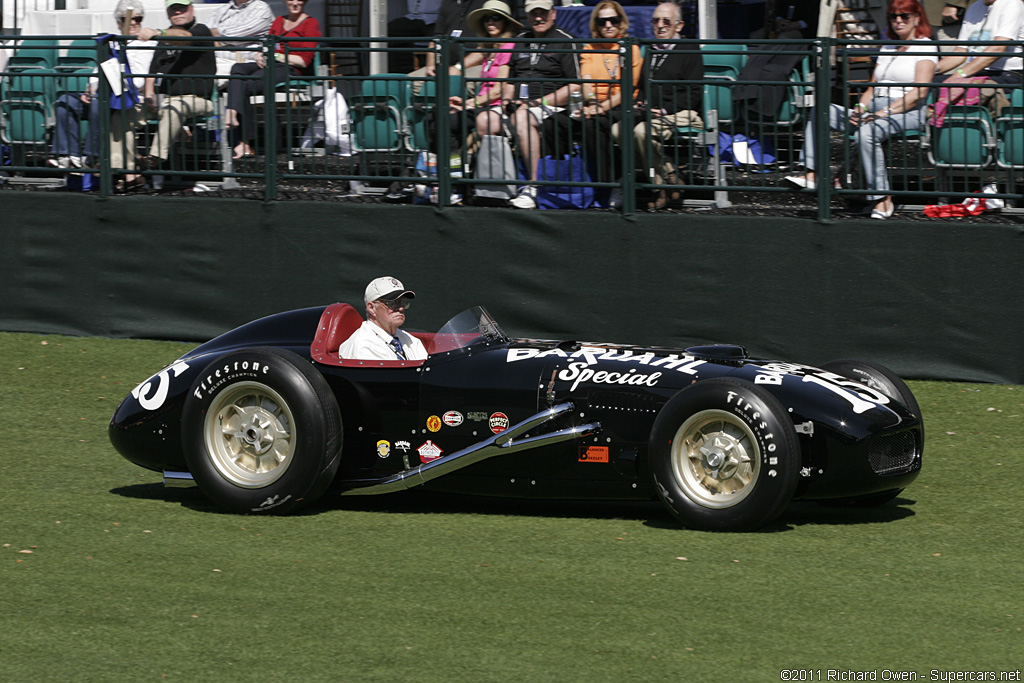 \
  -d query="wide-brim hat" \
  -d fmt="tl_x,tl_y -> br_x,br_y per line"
467,0 -> 523,38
